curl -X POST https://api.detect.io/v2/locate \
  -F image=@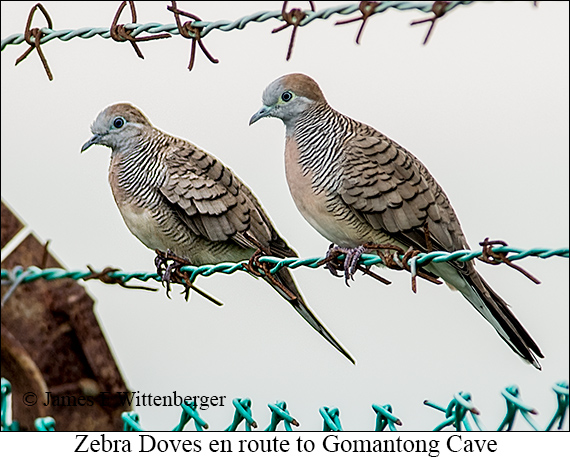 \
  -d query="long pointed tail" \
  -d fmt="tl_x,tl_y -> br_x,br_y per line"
267,268 -> 355,364
463,271 -> 543,369
430,262 -> 543,369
